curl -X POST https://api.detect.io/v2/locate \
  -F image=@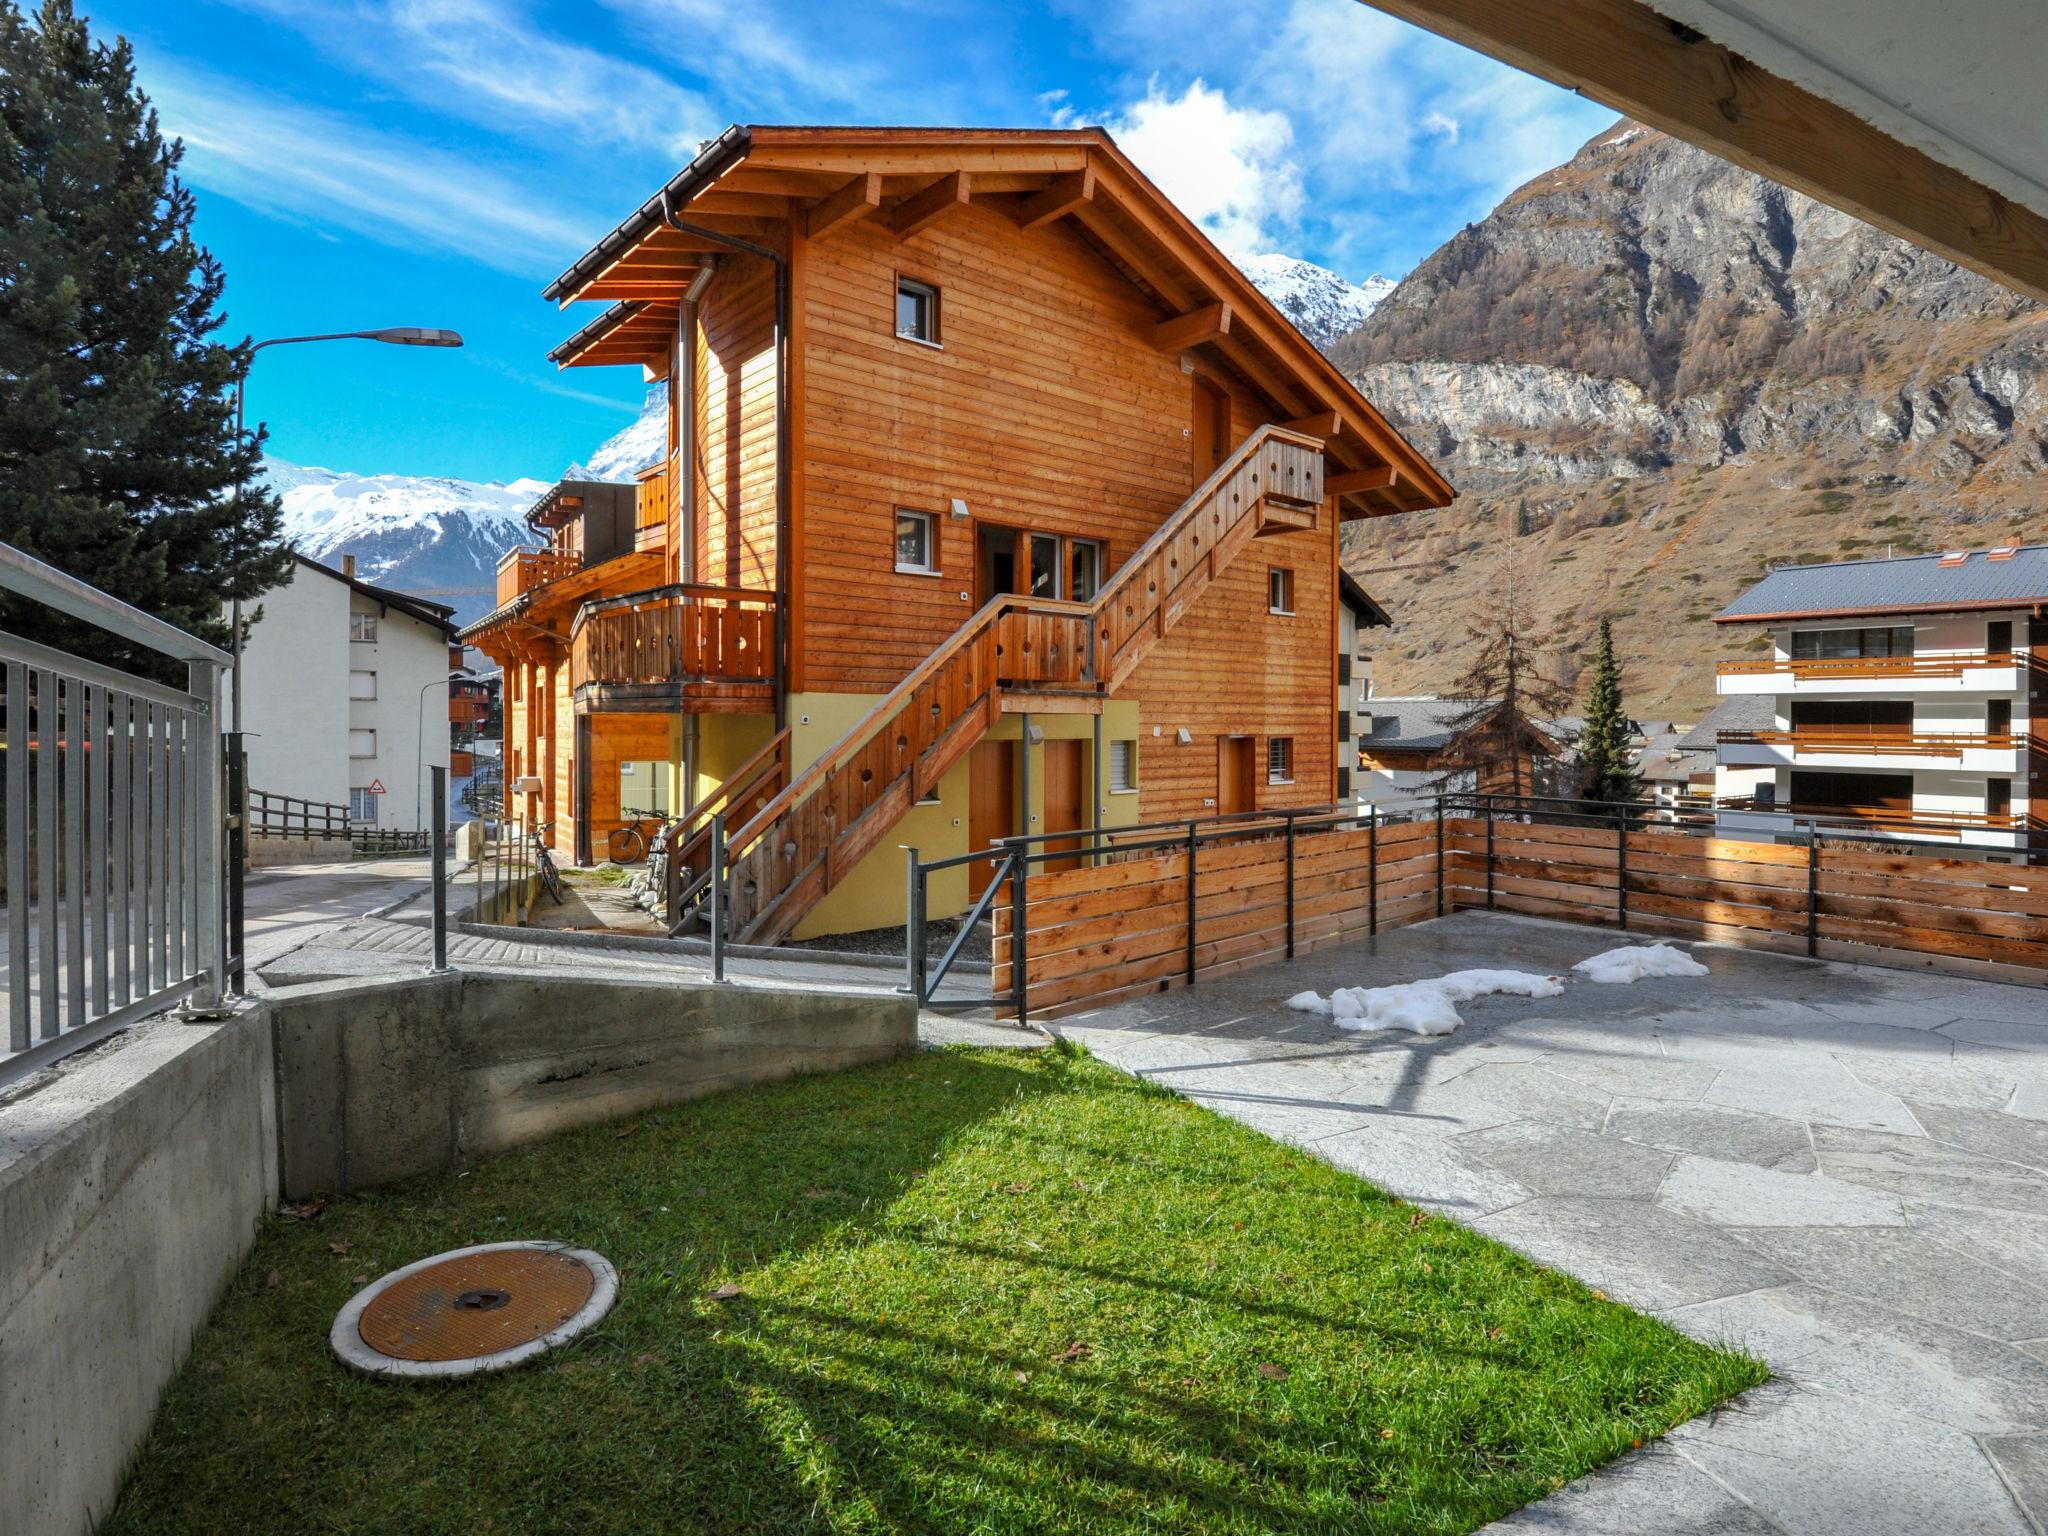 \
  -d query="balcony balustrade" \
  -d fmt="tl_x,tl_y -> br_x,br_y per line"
1716,796 -> 2043,835
1717,650 -> 2042,686
635,464 -> 671,551
569,582 -> 777,709
495,545 -> 580,607
1718,727 -> 2037,759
